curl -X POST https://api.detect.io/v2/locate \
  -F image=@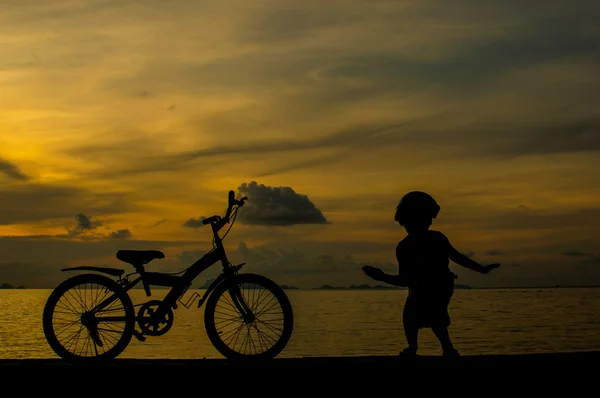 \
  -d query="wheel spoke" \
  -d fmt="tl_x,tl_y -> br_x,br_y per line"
44,275 -> 134,362
206,275 -> 292,358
